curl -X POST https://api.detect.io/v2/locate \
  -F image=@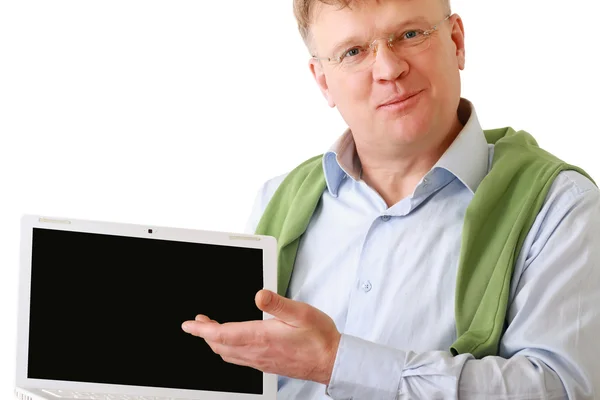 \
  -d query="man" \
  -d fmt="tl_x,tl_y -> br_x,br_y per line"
182,0 -> 600,398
